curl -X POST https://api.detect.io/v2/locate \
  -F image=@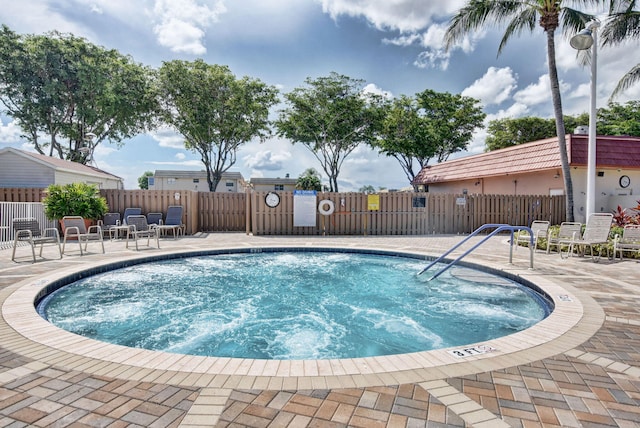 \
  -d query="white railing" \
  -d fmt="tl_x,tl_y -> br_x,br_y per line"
0,202 -> 57,250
